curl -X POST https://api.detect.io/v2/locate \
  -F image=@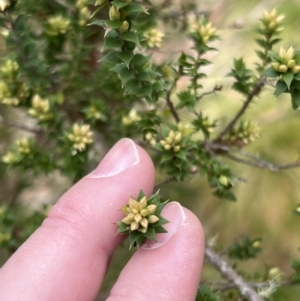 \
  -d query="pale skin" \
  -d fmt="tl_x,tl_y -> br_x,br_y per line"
0,139 -> 205,301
